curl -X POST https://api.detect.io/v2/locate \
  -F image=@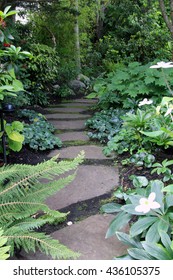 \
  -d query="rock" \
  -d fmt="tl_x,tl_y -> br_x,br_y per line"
68,80 -> 86,93
77,74 -> 90,86
52,84 -> 60,90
